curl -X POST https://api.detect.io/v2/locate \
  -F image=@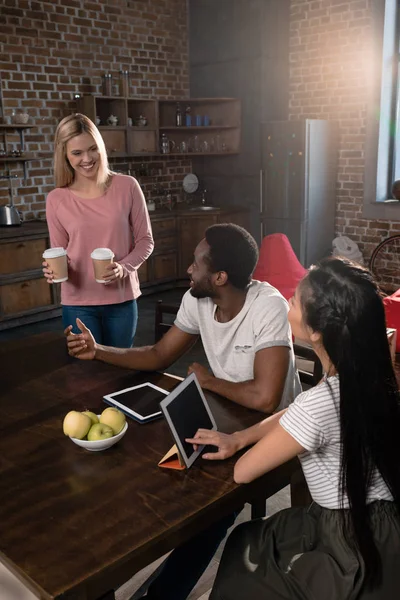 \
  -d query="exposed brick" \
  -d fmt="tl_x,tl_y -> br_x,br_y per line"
289,0 -> 399,266
0,0 -> 189,219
